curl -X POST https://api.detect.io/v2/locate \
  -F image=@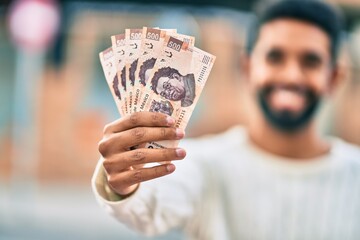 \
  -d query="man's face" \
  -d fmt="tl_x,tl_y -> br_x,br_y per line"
156,73 -> 186,101
151,101 -> 173,115
248,19 -> 335,132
